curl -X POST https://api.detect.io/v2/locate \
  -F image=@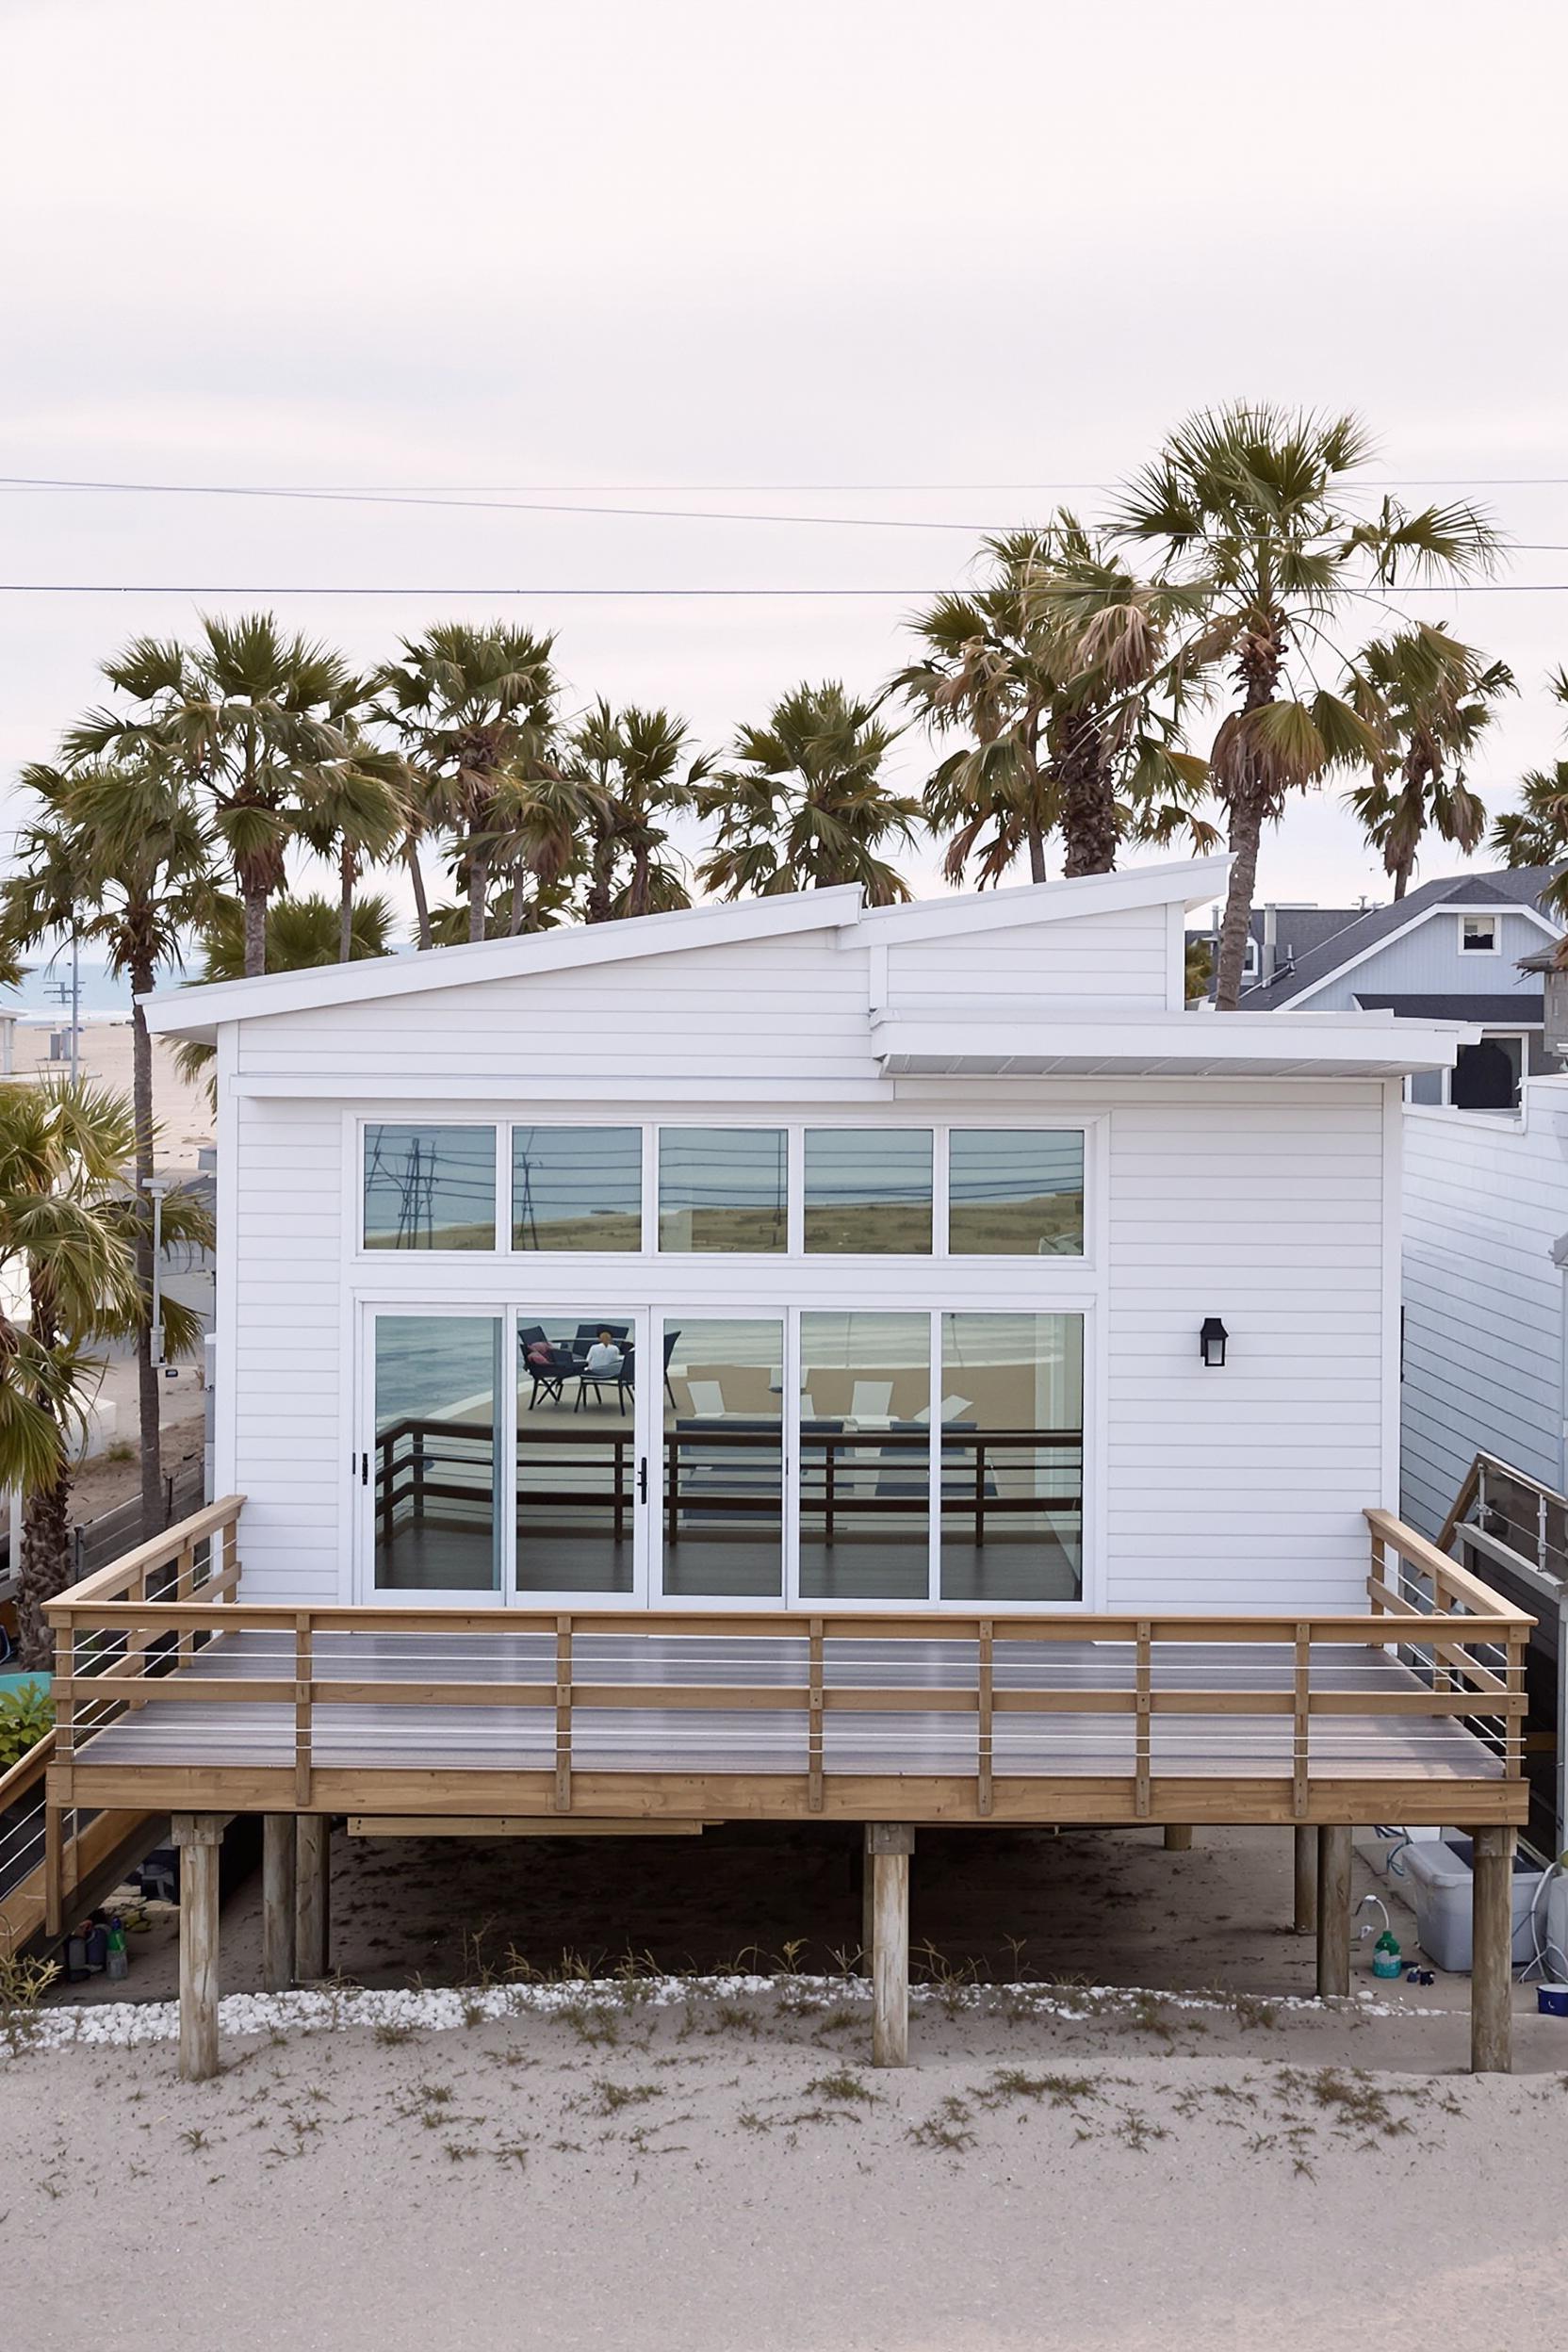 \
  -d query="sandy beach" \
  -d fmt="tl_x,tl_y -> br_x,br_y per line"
4,1978 -> 1567,2351
7,1824 -> 1568,2349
